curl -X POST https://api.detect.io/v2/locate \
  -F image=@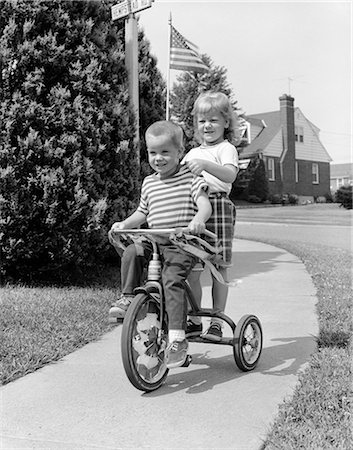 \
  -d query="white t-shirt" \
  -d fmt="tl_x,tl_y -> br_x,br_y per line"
182,140 -> 239,194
